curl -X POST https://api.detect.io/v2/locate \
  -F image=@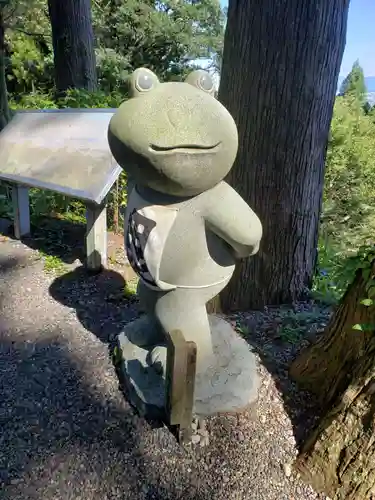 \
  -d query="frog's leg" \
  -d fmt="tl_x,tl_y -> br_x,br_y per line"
152,287 -> 220,374
123,280 -> 164,347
